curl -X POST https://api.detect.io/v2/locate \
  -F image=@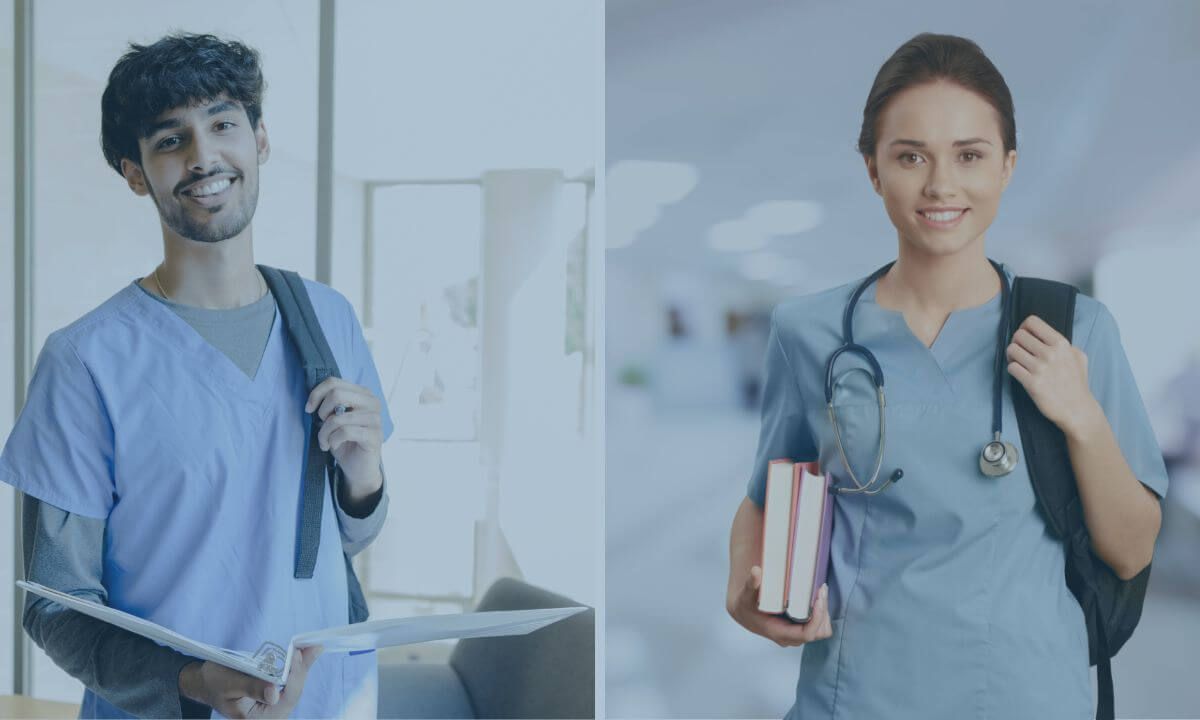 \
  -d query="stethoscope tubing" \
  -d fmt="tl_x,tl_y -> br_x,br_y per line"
826,259 -> 1013,494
